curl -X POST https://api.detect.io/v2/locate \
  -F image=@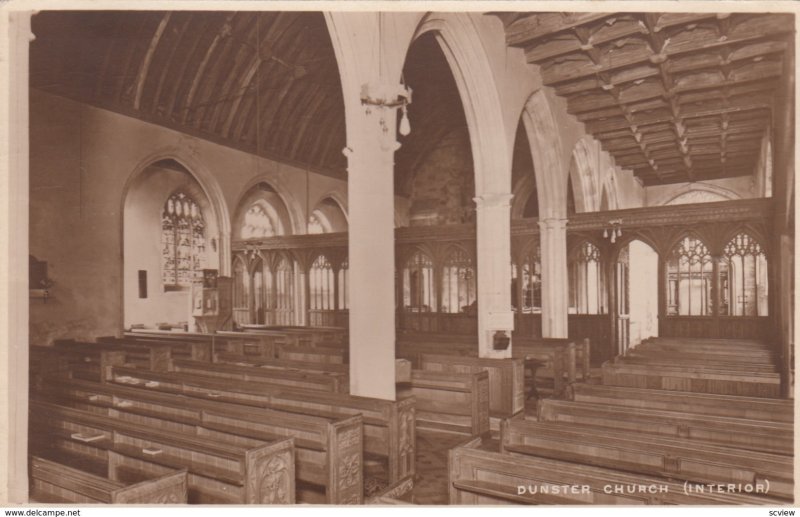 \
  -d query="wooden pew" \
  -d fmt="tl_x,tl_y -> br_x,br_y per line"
55,340 -> 173,372
396,334 -> 476,368
170,358 -> 348,393
276,344 -> 348,365
537,399 -> 793,455
500,418 -> 794,500
31,344 -> 127,383
101,335 -> 211,363
601,361 -> 782,398
449,438 -> 784,505
37,376 -> 365,504
615,355 -> 778,373
123,331 -> 214,361
214,352 -> 412,384
420,354 -> 524,425
365,475 -> 415,504
30,456 -> 188,504
568,383 -> 794,423
513,337 -> 591,383
398,370 -> 489,436
29,401 -> 296,504
107,366 -> 416,485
